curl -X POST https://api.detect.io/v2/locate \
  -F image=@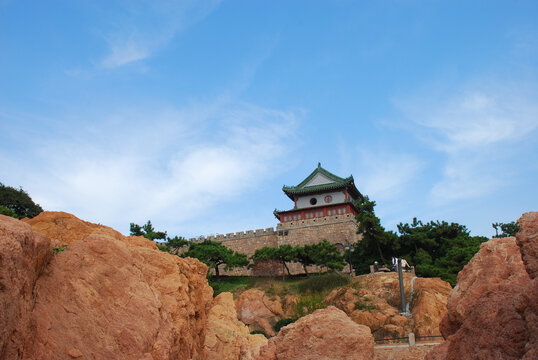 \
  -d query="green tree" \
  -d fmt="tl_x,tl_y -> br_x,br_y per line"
0,205 -> 19,219
397,219 -> 487,285
350,195 -> 399,274
0,183 -> 43,219
295,244 -> 317,275
492,221 -> 519,238
309,240 -> 346,271
129,220 -> 167,241
183,240 -> 249,277
156,235 -> 190,253
252,245 -> 296,276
